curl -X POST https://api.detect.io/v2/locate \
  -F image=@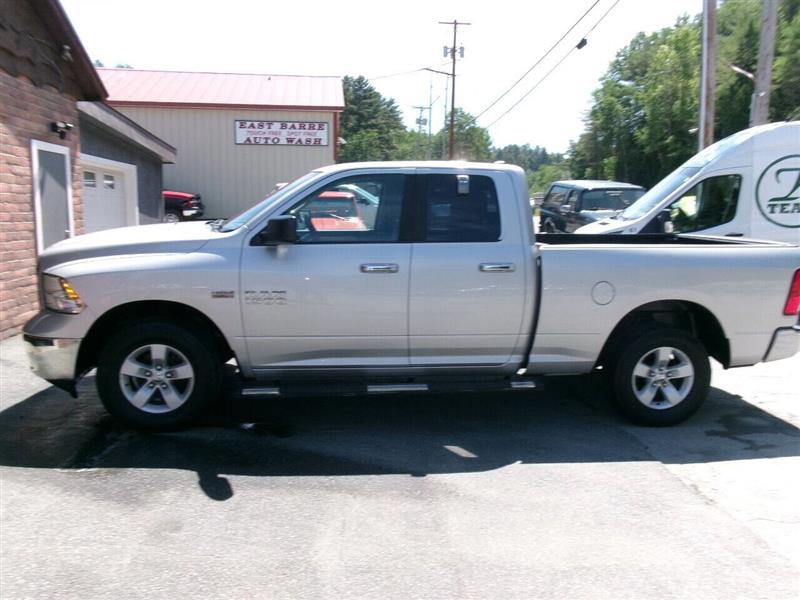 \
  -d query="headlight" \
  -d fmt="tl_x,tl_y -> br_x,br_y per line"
42,274 -> 84,314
